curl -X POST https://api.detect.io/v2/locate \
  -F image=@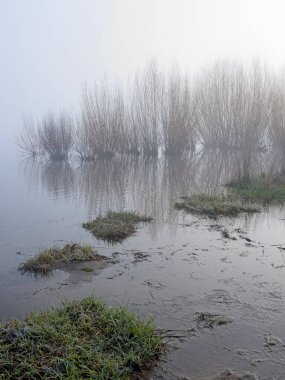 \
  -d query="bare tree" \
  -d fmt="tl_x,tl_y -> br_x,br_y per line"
18,116 -> 42,156
195,61 -> 269,152
161,67 -> 196,154
39,111 -> 73,160
268,72 -> 285,153
80,80 -> 126,158
131,61 -> 163,156
20,59 -> 282,161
